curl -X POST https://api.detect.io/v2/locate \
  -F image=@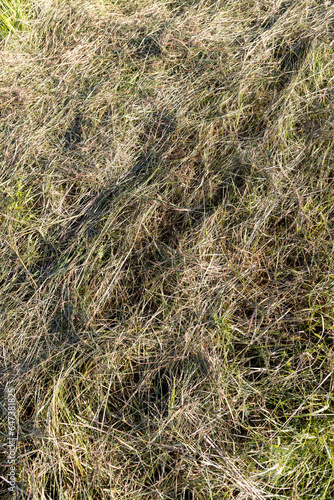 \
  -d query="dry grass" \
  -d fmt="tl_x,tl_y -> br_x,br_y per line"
1,0 -> 334,498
